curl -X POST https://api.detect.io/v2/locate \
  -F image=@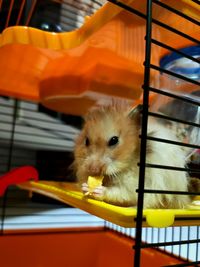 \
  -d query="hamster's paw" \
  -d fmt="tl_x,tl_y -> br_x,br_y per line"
81,182 -> 106,201
82,183 -> 89,194
92,186 -> 106,201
